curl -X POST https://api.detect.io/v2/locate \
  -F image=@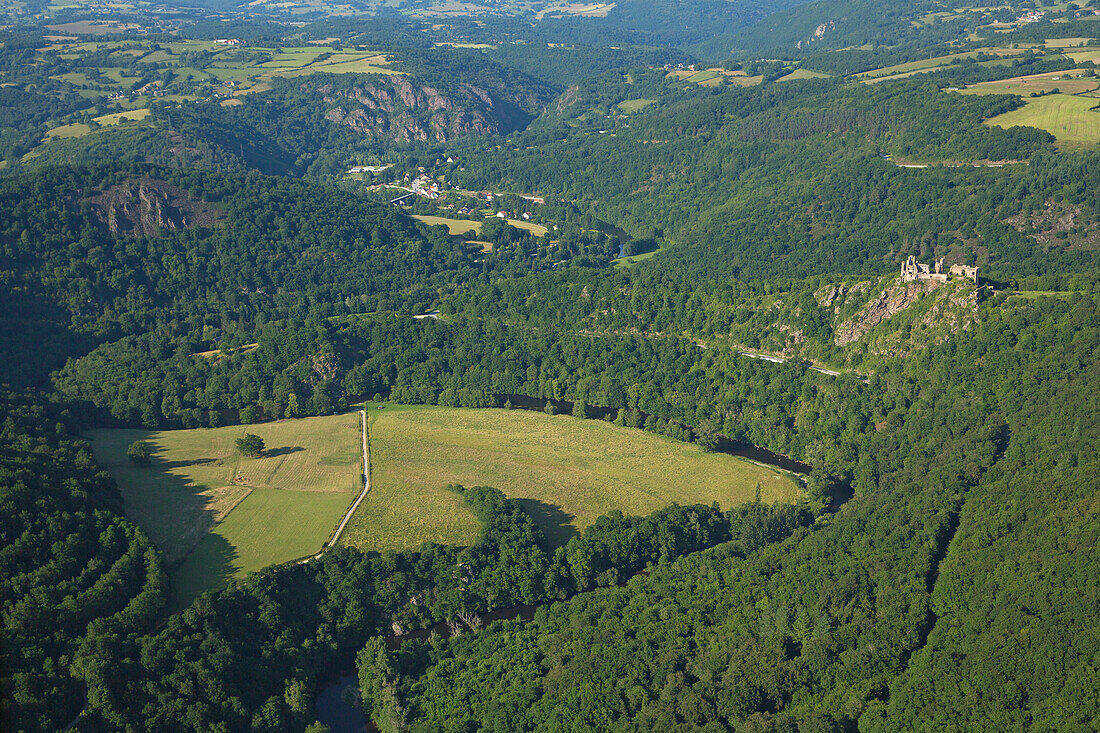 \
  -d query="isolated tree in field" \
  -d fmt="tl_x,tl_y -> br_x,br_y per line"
544,399 -> 557,415
127,440 -> 152,464
236,433 -> 265,458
